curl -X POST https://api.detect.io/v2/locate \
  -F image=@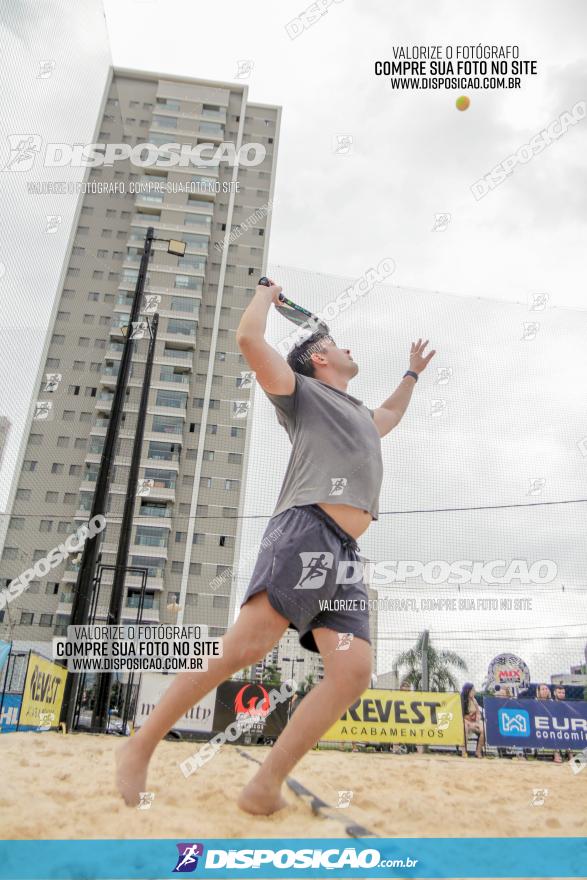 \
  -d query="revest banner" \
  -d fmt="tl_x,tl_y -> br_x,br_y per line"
484,697 -> 587,749
19,652 -> 67,729
322,688 -> 464,746
135,673 -> 216,733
